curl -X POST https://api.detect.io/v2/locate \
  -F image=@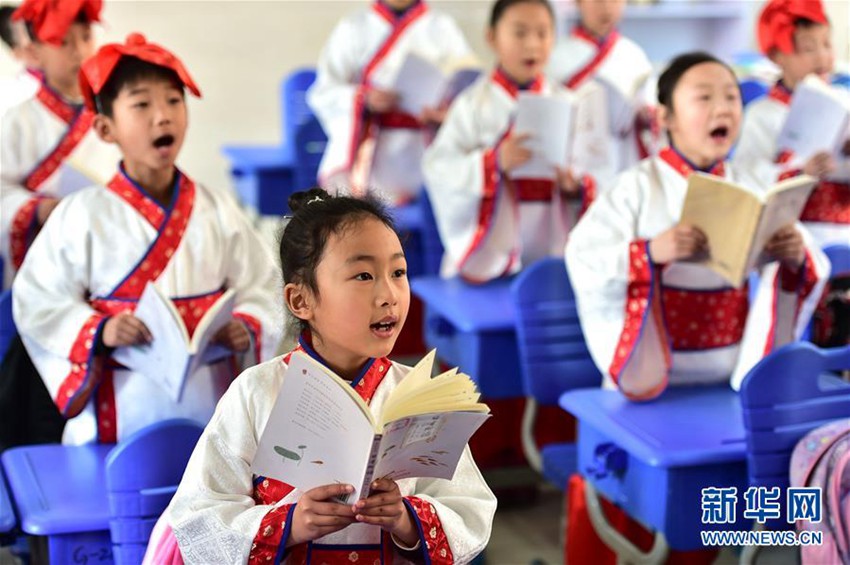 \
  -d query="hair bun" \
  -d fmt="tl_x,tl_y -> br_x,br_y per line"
288,188 -> 328,213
